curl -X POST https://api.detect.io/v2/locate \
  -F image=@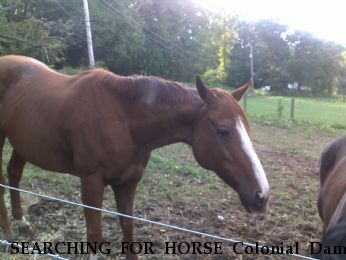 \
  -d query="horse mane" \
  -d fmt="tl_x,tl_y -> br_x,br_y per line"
74,69 -> 248,128
87,69 -> 202,107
